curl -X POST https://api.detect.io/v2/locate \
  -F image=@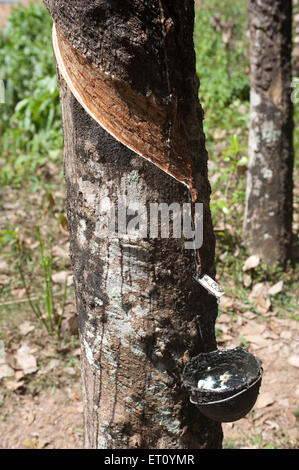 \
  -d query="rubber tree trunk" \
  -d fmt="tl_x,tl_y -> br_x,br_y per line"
244,0 -> 294,265
44,0 -> 223,449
